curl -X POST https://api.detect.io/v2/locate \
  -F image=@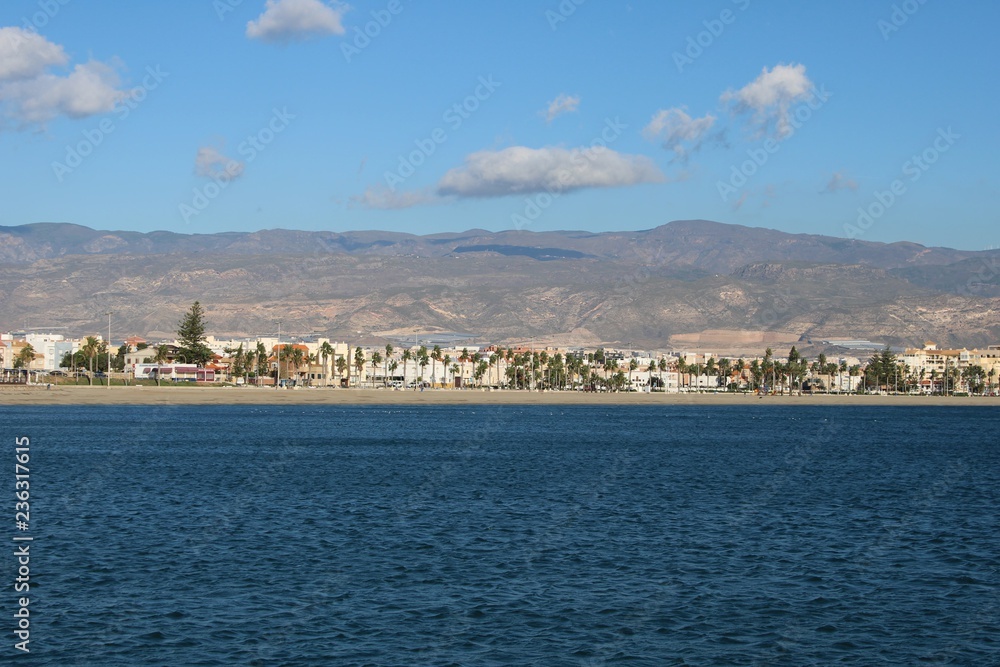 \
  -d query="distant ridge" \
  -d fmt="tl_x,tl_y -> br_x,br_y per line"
0,220 -> 985,271
1,220 -> 997,349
